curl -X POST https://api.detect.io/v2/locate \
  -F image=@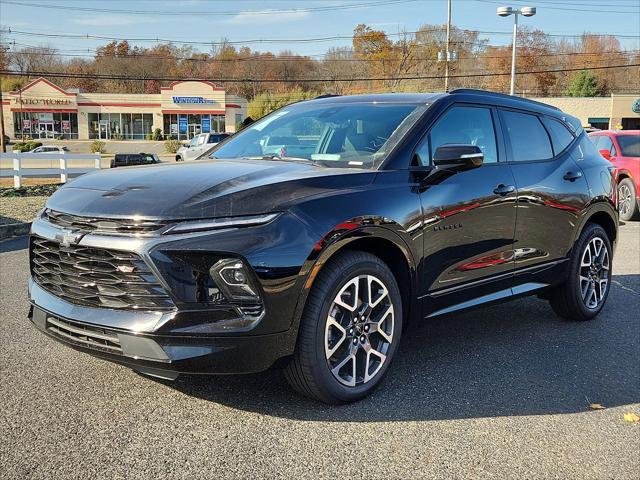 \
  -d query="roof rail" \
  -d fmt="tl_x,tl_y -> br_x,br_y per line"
449,88 -> 561,111
314,94 -> 341,99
